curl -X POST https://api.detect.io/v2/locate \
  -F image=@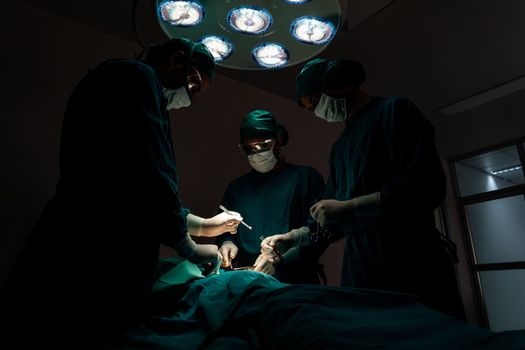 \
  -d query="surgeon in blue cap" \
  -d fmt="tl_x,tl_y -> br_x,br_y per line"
2,38 -> 242,345
216,110 -> 327,284
262,58 -> 466,320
